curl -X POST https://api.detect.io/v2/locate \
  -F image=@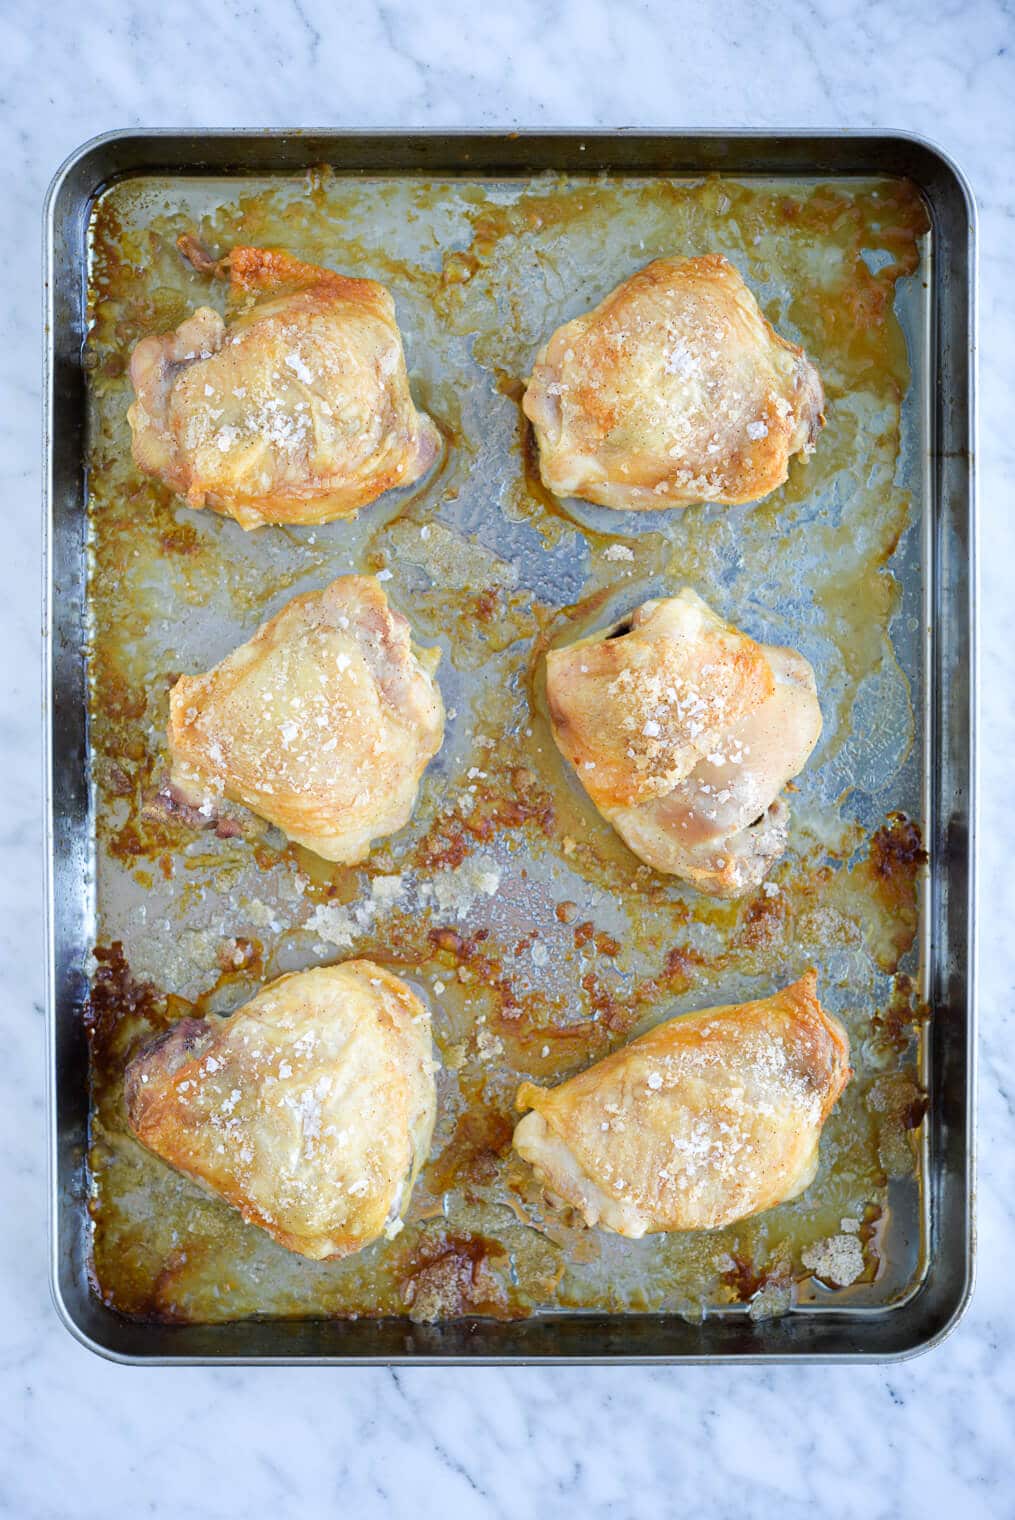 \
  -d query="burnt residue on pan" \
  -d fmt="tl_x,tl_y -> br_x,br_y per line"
83,168 -> 930,1323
